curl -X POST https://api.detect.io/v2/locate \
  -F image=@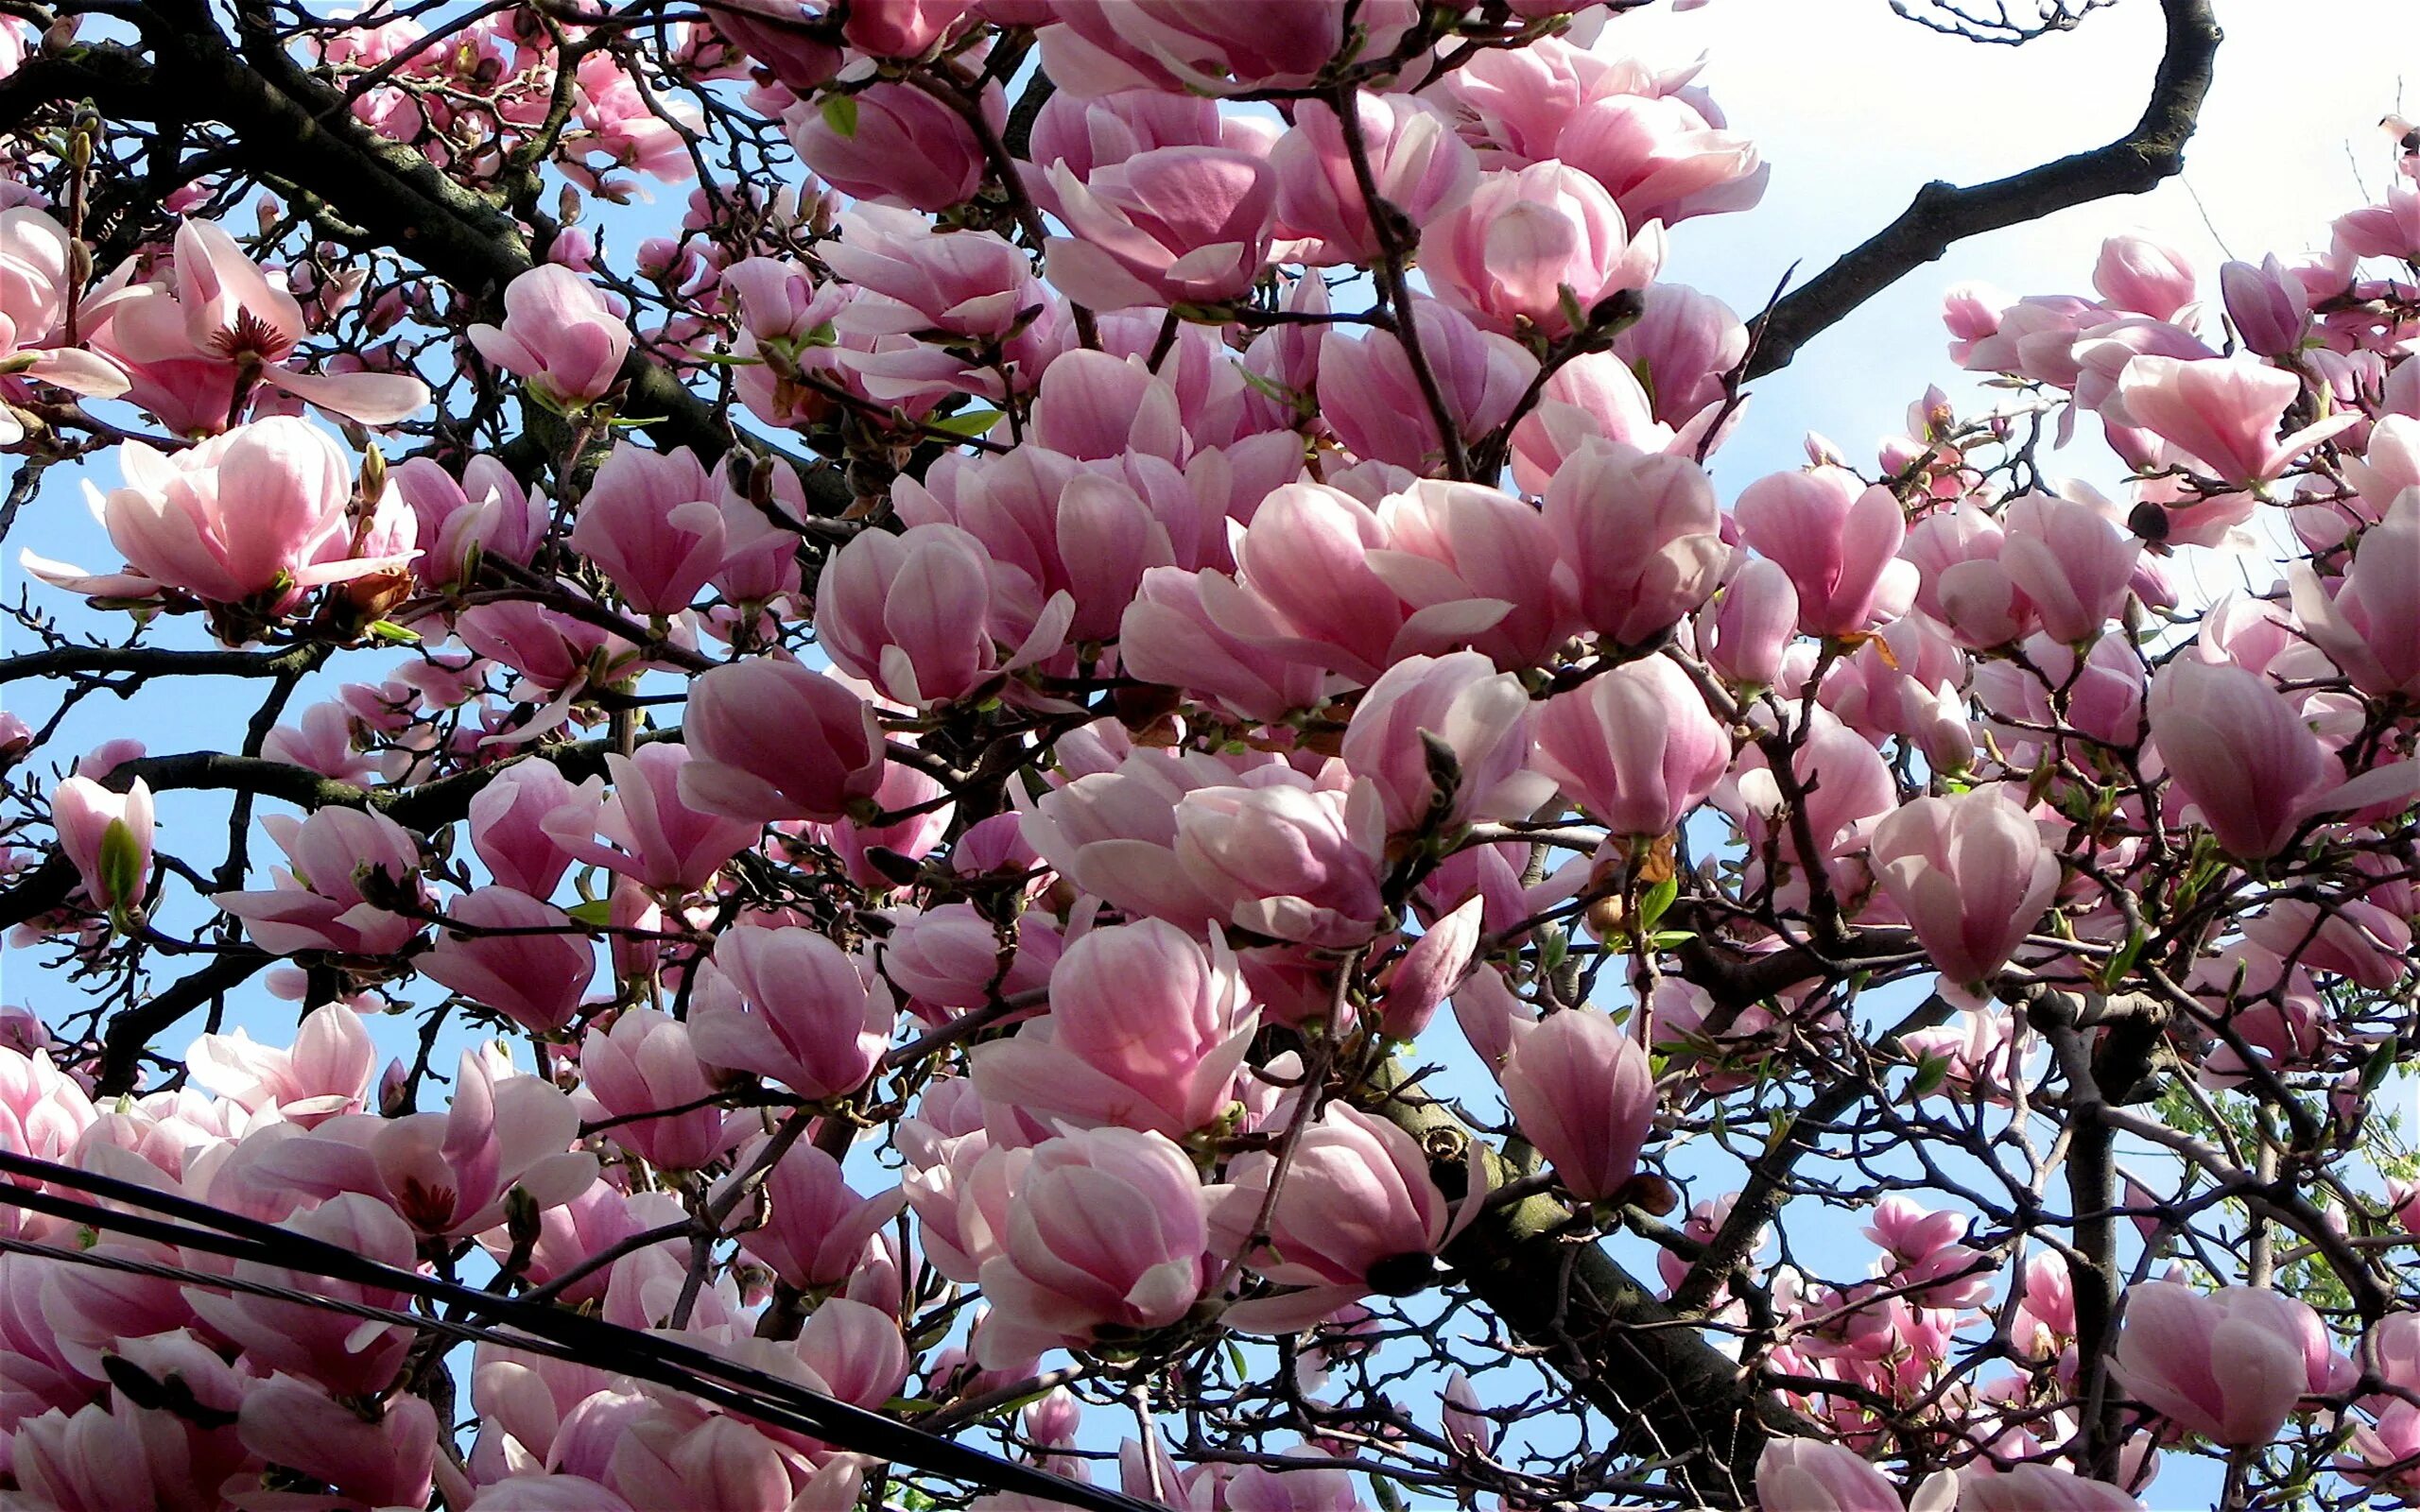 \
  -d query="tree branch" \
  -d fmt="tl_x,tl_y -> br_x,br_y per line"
1743,0 -> 2221,379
